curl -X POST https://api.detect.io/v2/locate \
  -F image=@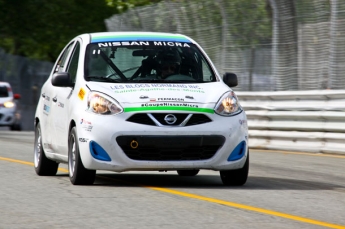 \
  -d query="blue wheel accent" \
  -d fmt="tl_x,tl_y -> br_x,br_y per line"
227,141 -> 246,161
89,141 -> 111,161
